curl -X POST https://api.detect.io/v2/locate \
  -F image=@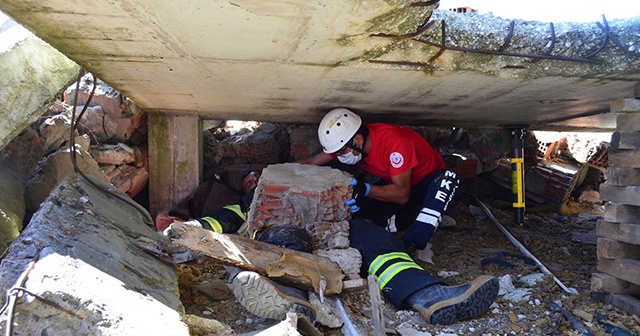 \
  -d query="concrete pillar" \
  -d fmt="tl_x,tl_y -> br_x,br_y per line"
148,112 -> 202,216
